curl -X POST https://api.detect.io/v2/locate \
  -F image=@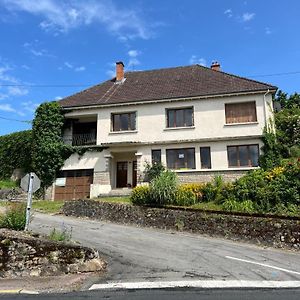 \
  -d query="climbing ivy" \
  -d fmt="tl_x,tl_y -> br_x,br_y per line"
0,130 -> 32,179
32,102 -> 73,189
